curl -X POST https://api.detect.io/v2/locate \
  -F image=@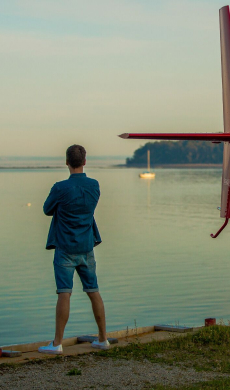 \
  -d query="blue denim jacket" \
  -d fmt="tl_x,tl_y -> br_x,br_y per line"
44,173 -> 102,254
